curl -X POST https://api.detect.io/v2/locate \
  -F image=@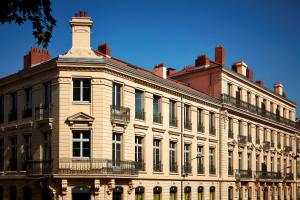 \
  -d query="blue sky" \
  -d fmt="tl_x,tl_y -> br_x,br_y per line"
0,0 -> 300,115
